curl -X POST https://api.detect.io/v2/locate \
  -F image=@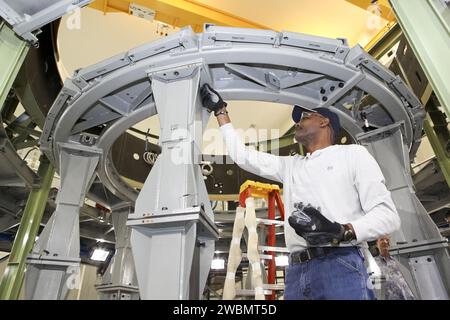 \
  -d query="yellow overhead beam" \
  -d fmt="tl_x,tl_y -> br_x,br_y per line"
345,0 -> 396,21
89,0 -> 272,32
